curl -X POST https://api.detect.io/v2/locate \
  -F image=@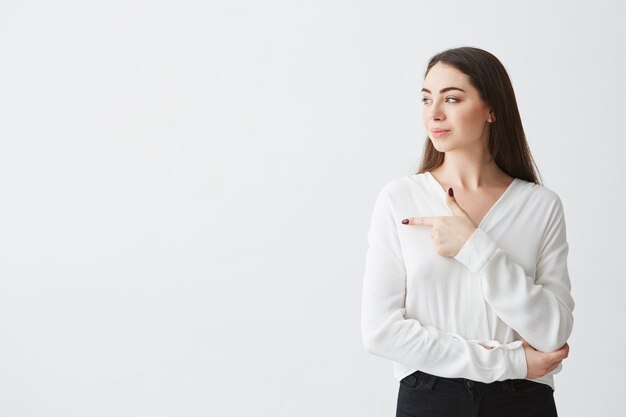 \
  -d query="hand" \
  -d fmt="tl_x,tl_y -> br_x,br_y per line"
401,188 -> 478,257
521,339 -> 569,379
